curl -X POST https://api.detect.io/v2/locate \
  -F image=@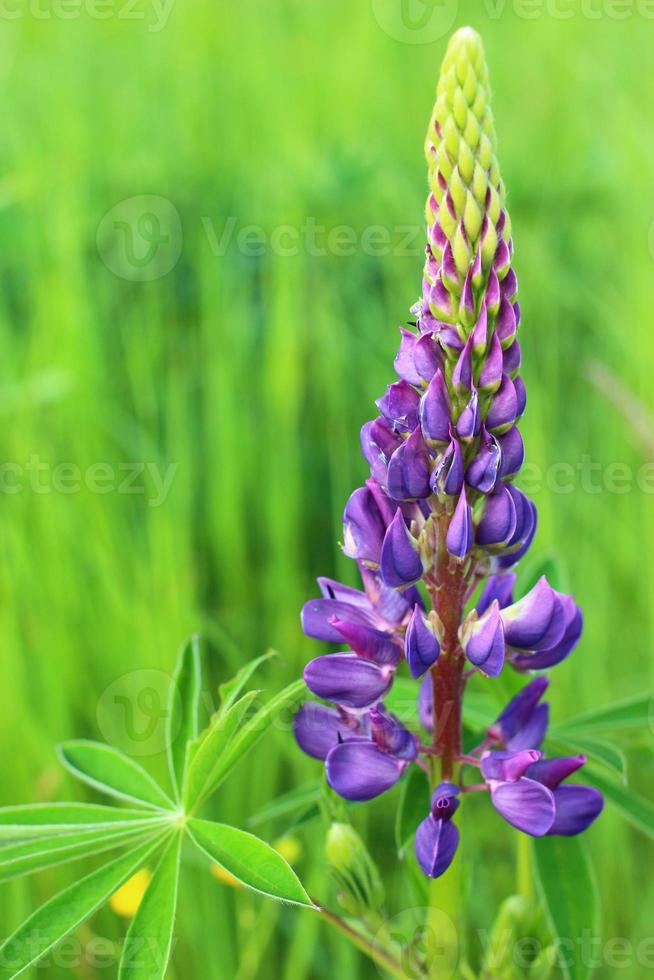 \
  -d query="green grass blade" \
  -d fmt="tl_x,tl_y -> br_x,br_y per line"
57,741 -> 174,811
0,832 -> 171,978
0,823 -> 168,883
247,780 -> 322,830
551,693 -> 652,737
0,803 -> 164,841
188,818 -> 313,908
581,769 -> 654,840
119,832 -> 182,980
533,835 -> 600,980
184,690 -> 259,812
167,635 -> 202,803
547,735 -> 627,783
394,765 -> 430,859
